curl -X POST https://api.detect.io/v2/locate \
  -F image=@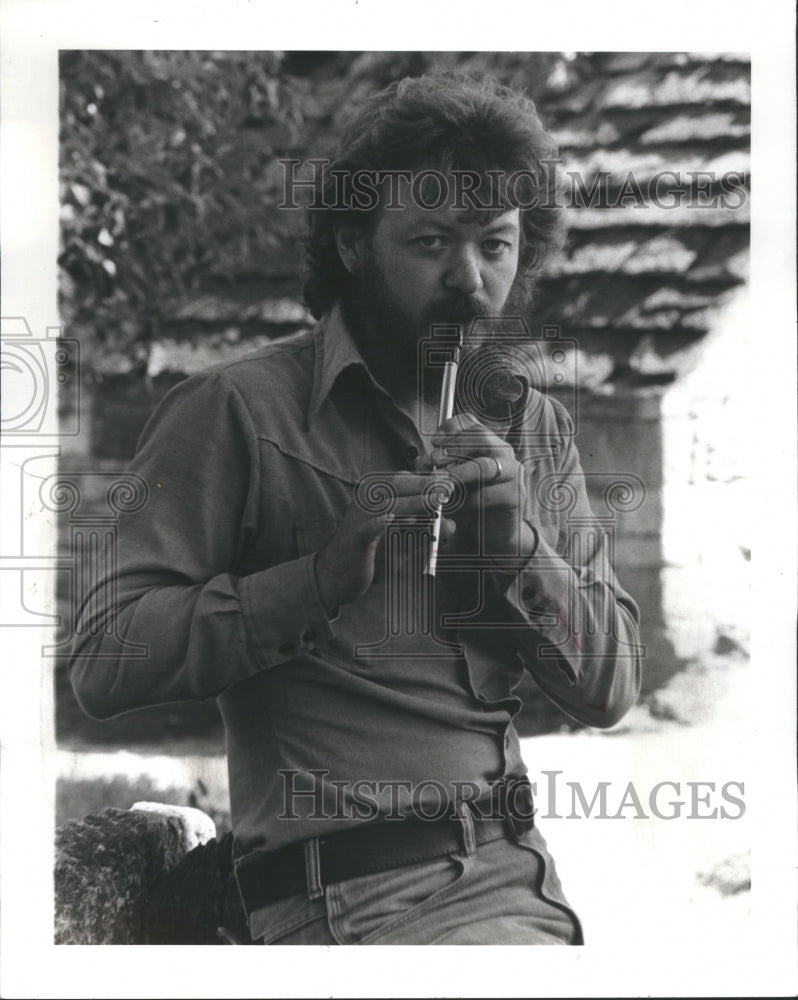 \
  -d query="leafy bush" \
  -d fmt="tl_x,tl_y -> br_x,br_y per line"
59,51 -> 307,359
